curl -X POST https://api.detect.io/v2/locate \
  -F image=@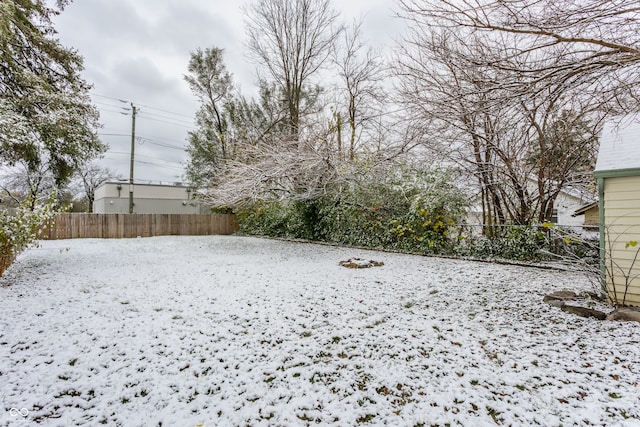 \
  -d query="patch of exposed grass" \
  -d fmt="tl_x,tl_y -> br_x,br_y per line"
356,413 -> 376,423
